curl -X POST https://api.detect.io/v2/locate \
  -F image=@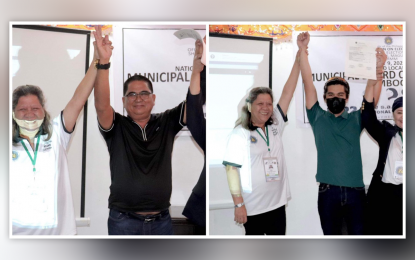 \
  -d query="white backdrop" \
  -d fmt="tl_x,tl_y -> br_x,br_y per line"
294,32 -> 403,127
